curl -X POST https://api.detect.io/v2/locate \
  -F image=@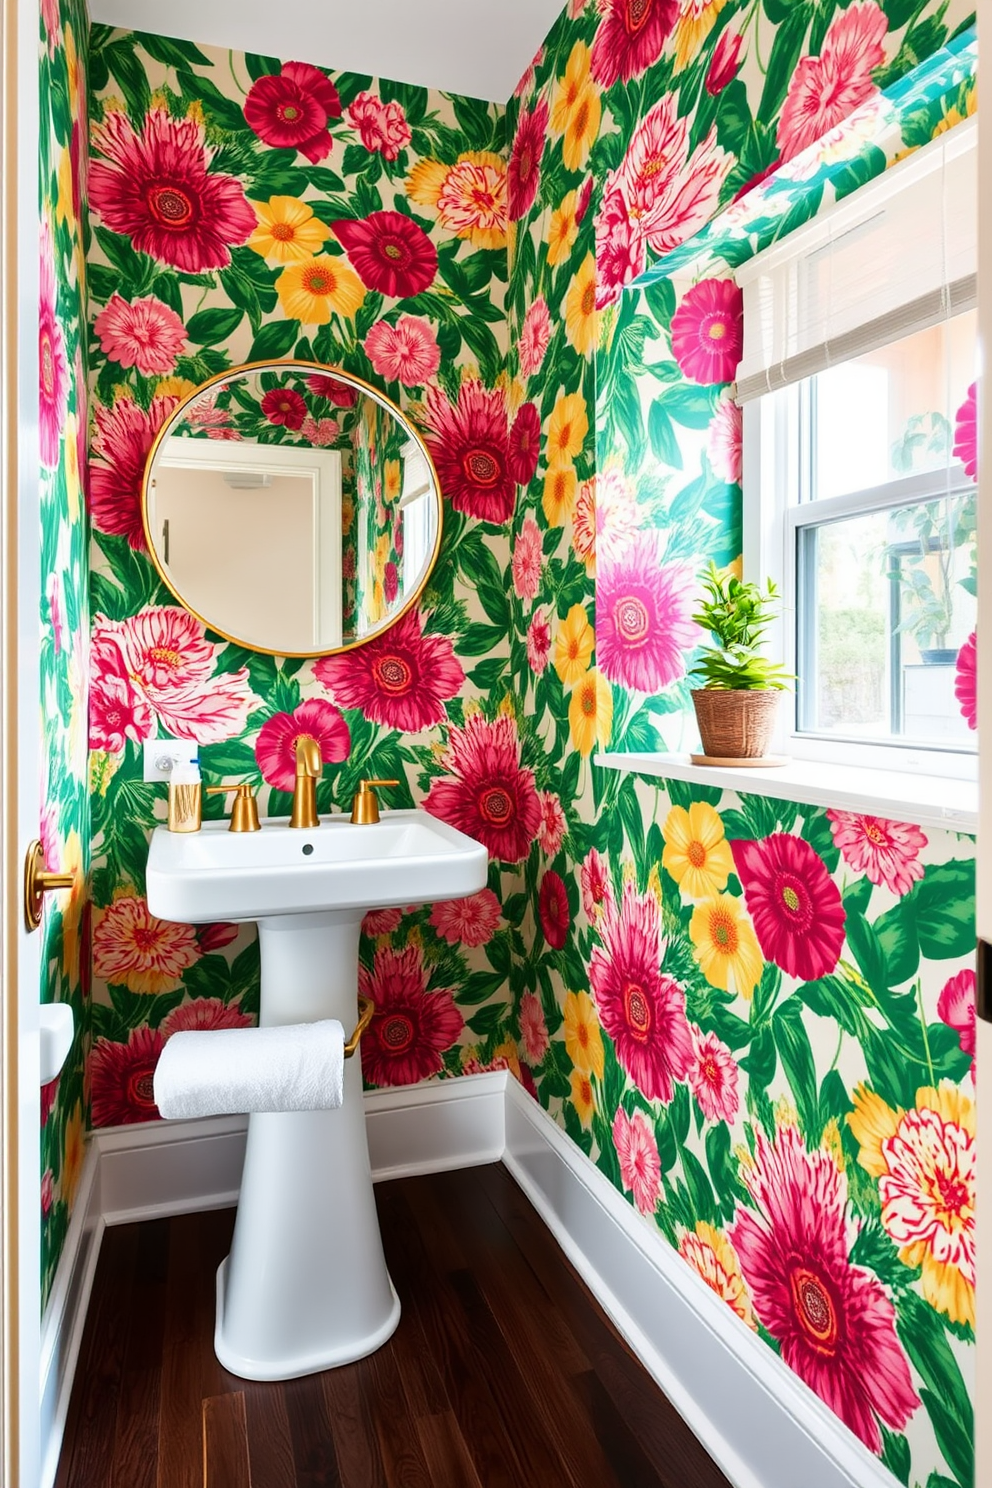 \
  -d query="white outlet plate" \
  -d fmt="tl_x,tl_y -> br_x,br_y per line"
143,738 -> 199,783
